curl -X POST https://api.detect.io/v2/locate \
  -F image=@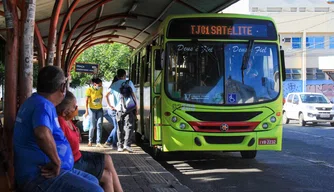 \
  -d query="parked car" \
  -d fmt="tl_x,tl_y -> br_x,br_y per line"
282,92 -> 334,126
